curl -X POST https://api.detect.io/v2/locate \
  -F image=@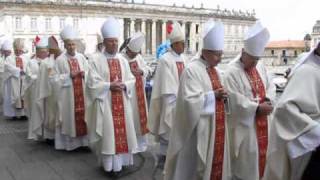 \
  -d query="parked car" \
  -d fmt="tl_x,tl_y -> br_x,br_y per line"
271,73 -> 288,92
